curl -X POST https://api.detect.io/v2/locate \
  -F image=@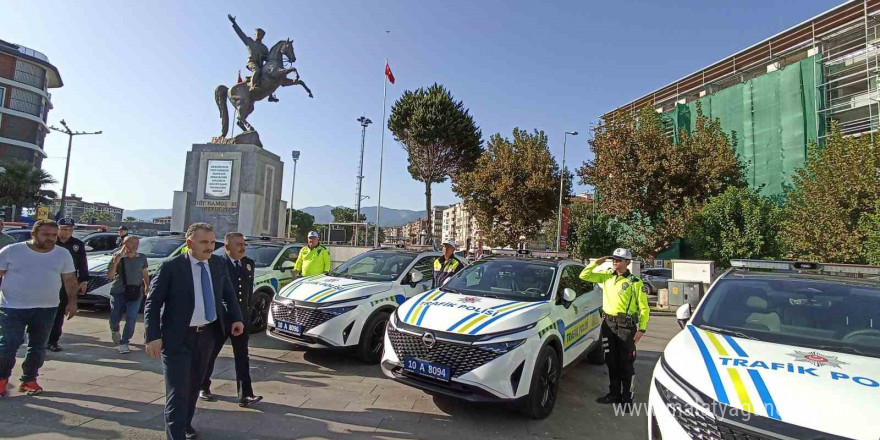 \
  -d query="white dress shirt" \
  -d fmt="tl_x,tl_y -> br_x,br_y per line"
188,254 -> 216,326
